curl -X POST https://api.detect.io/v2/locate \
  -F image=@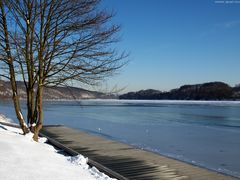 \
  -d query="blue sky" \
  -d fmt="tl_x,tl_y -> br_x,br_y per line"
100,0 -> 240,92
